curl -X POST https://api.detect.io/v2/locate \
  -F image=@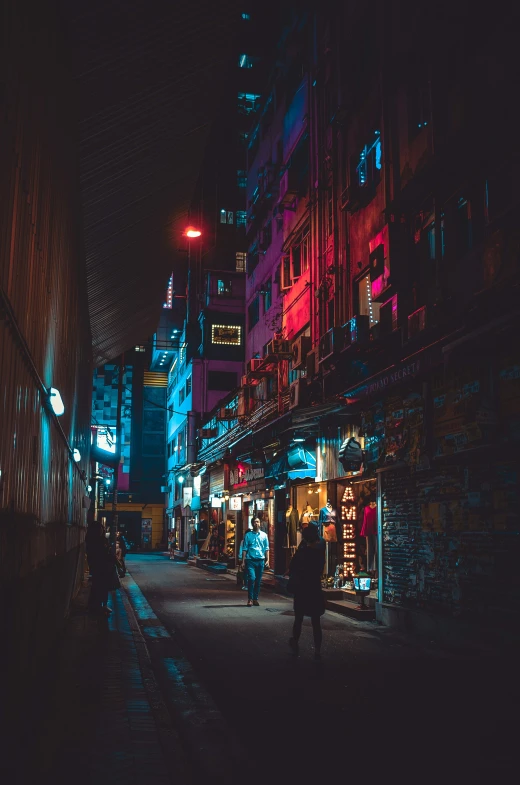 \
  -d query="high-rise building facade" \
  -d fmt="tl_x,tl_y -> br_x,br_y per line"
194,2 -> 520,637
164,7 -> 277,553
